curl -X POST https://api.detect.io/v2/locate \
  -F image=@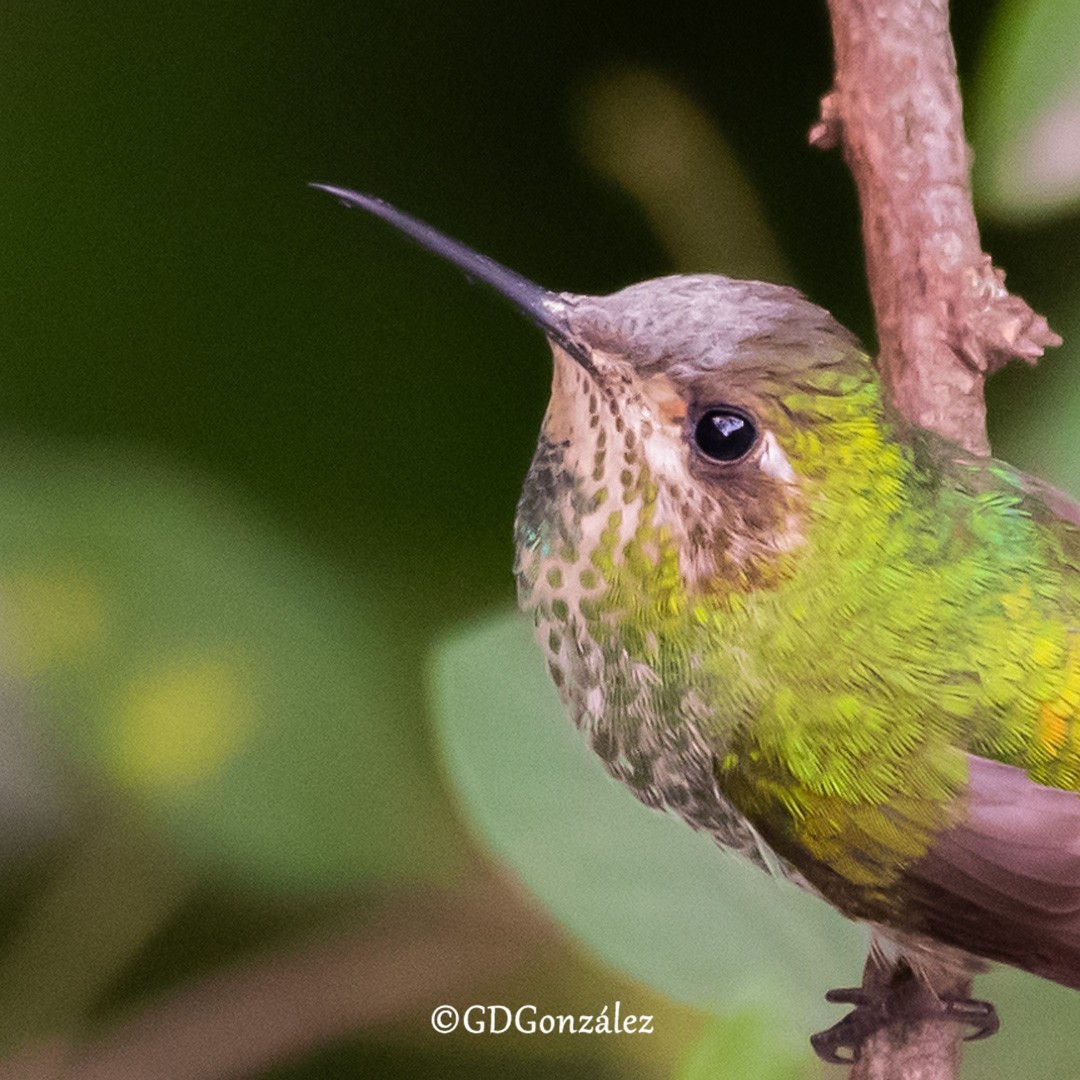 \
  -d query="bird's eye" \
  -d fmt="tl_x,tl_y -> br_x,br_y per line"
693,408 -> 757,462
